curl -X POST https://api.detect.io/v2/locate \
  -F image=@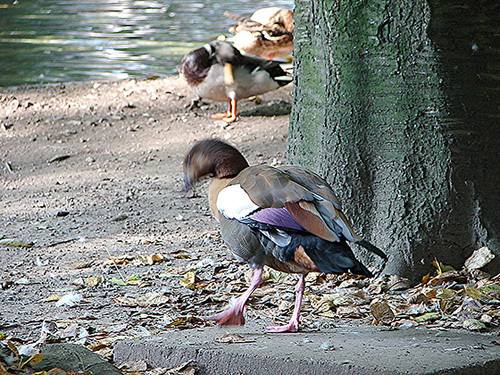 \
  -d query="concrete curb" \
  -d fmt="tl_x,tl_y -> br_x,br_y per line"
113,323 -> 500,374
